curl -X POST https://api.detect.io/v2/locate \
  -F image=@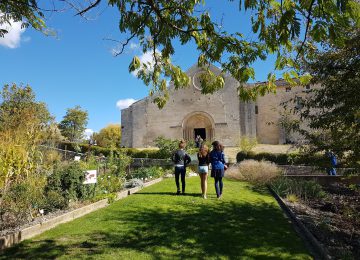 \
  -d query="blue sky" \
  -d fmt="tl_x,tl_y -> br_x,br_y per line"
0,1 -> 275,136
